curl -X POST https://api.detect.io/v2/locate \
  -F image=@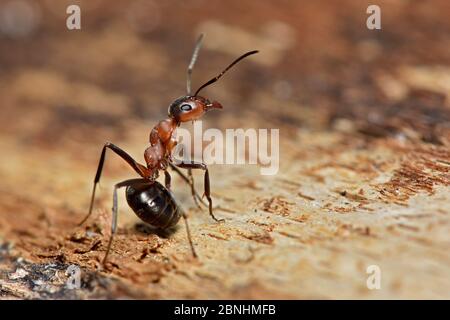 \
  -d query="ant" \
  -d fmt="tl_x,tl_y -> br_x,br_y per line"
78,34 -> 258,265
